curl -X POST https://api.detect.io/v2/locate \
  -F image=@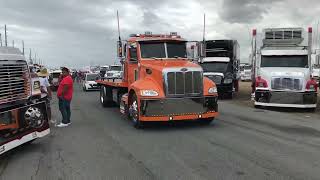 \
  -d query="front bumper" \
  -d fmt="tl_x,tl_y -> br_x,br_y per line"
255,90 -> 317,108
139,97 -> 218,121
217,83 -> 233,93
